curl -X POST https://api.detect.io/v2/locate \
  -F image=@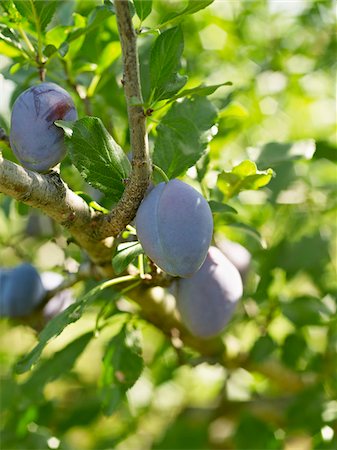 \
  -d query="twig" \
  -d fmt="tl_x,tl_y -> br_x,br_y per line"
99,0 -> 151,238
